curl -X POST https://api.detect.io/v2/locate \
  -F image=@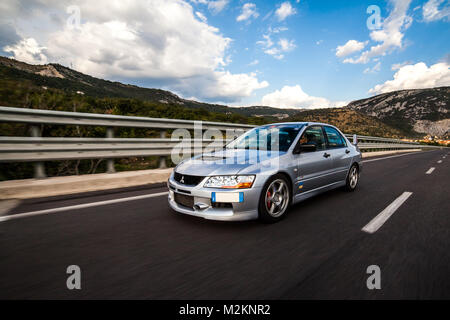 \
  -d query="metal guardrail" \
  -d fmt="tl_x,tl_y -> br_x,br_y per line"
0,137 -> 229,162
0,106 -> 441,179
0,106 -> 254,131
344,134 -> 418,145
